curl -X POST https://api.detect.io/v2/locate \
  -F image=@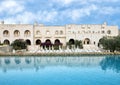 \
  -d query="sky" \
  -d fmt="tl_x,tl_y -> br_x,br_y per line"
0,0 -> 120,27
